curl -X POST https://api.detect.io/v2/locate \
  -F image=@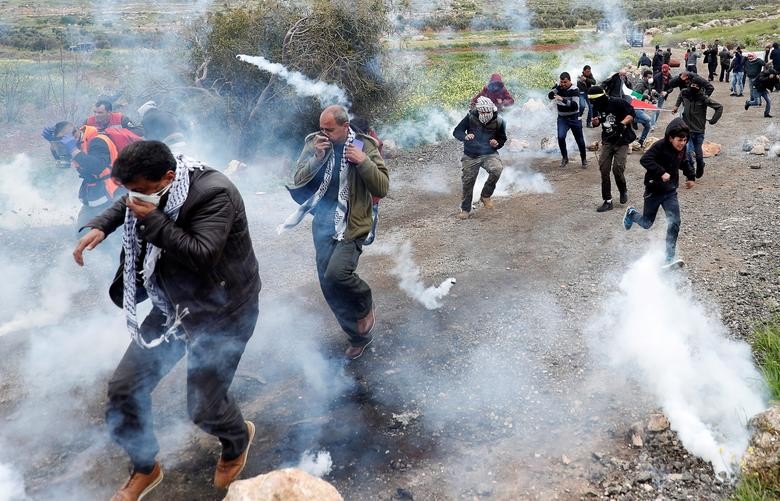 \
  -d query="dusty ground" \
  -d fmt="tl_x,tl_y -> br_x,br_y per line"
0,69 -> 779,501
